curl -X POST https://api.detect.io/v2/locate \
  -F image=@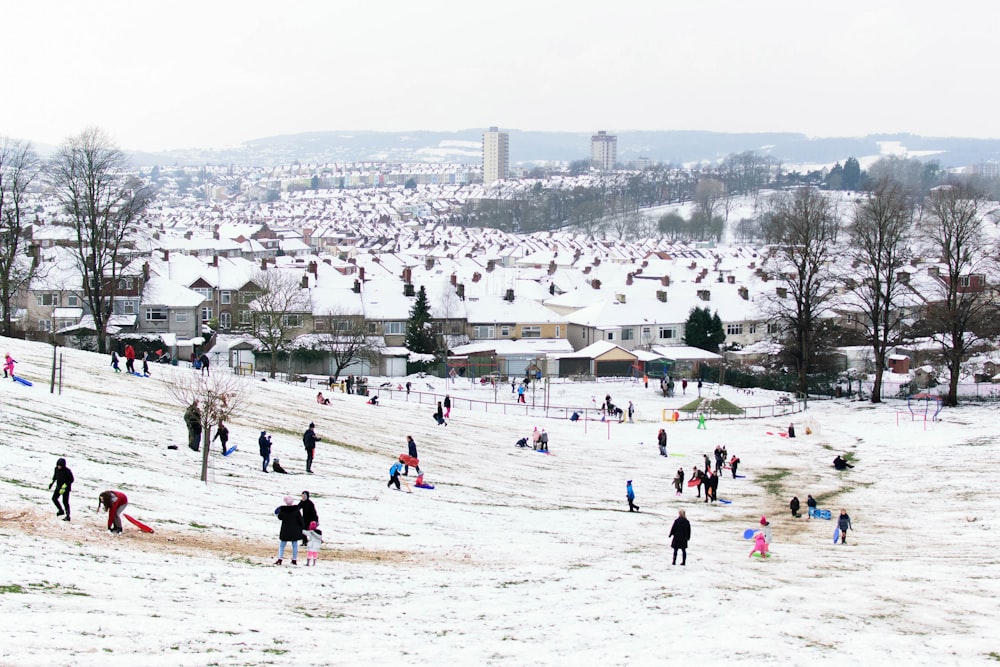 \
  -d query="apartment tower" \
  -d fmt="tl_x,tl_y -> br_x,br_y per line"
482,126 -> 509,183
591,130 -> 617,171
